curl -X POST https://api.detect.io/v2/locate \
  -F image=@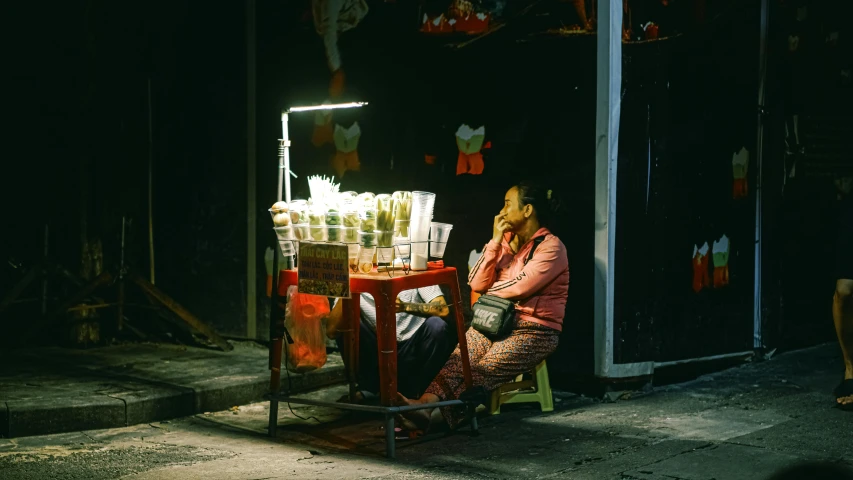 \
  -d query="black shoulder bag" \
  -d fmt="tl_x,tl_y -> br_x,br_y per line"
471,236 -> 545,338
